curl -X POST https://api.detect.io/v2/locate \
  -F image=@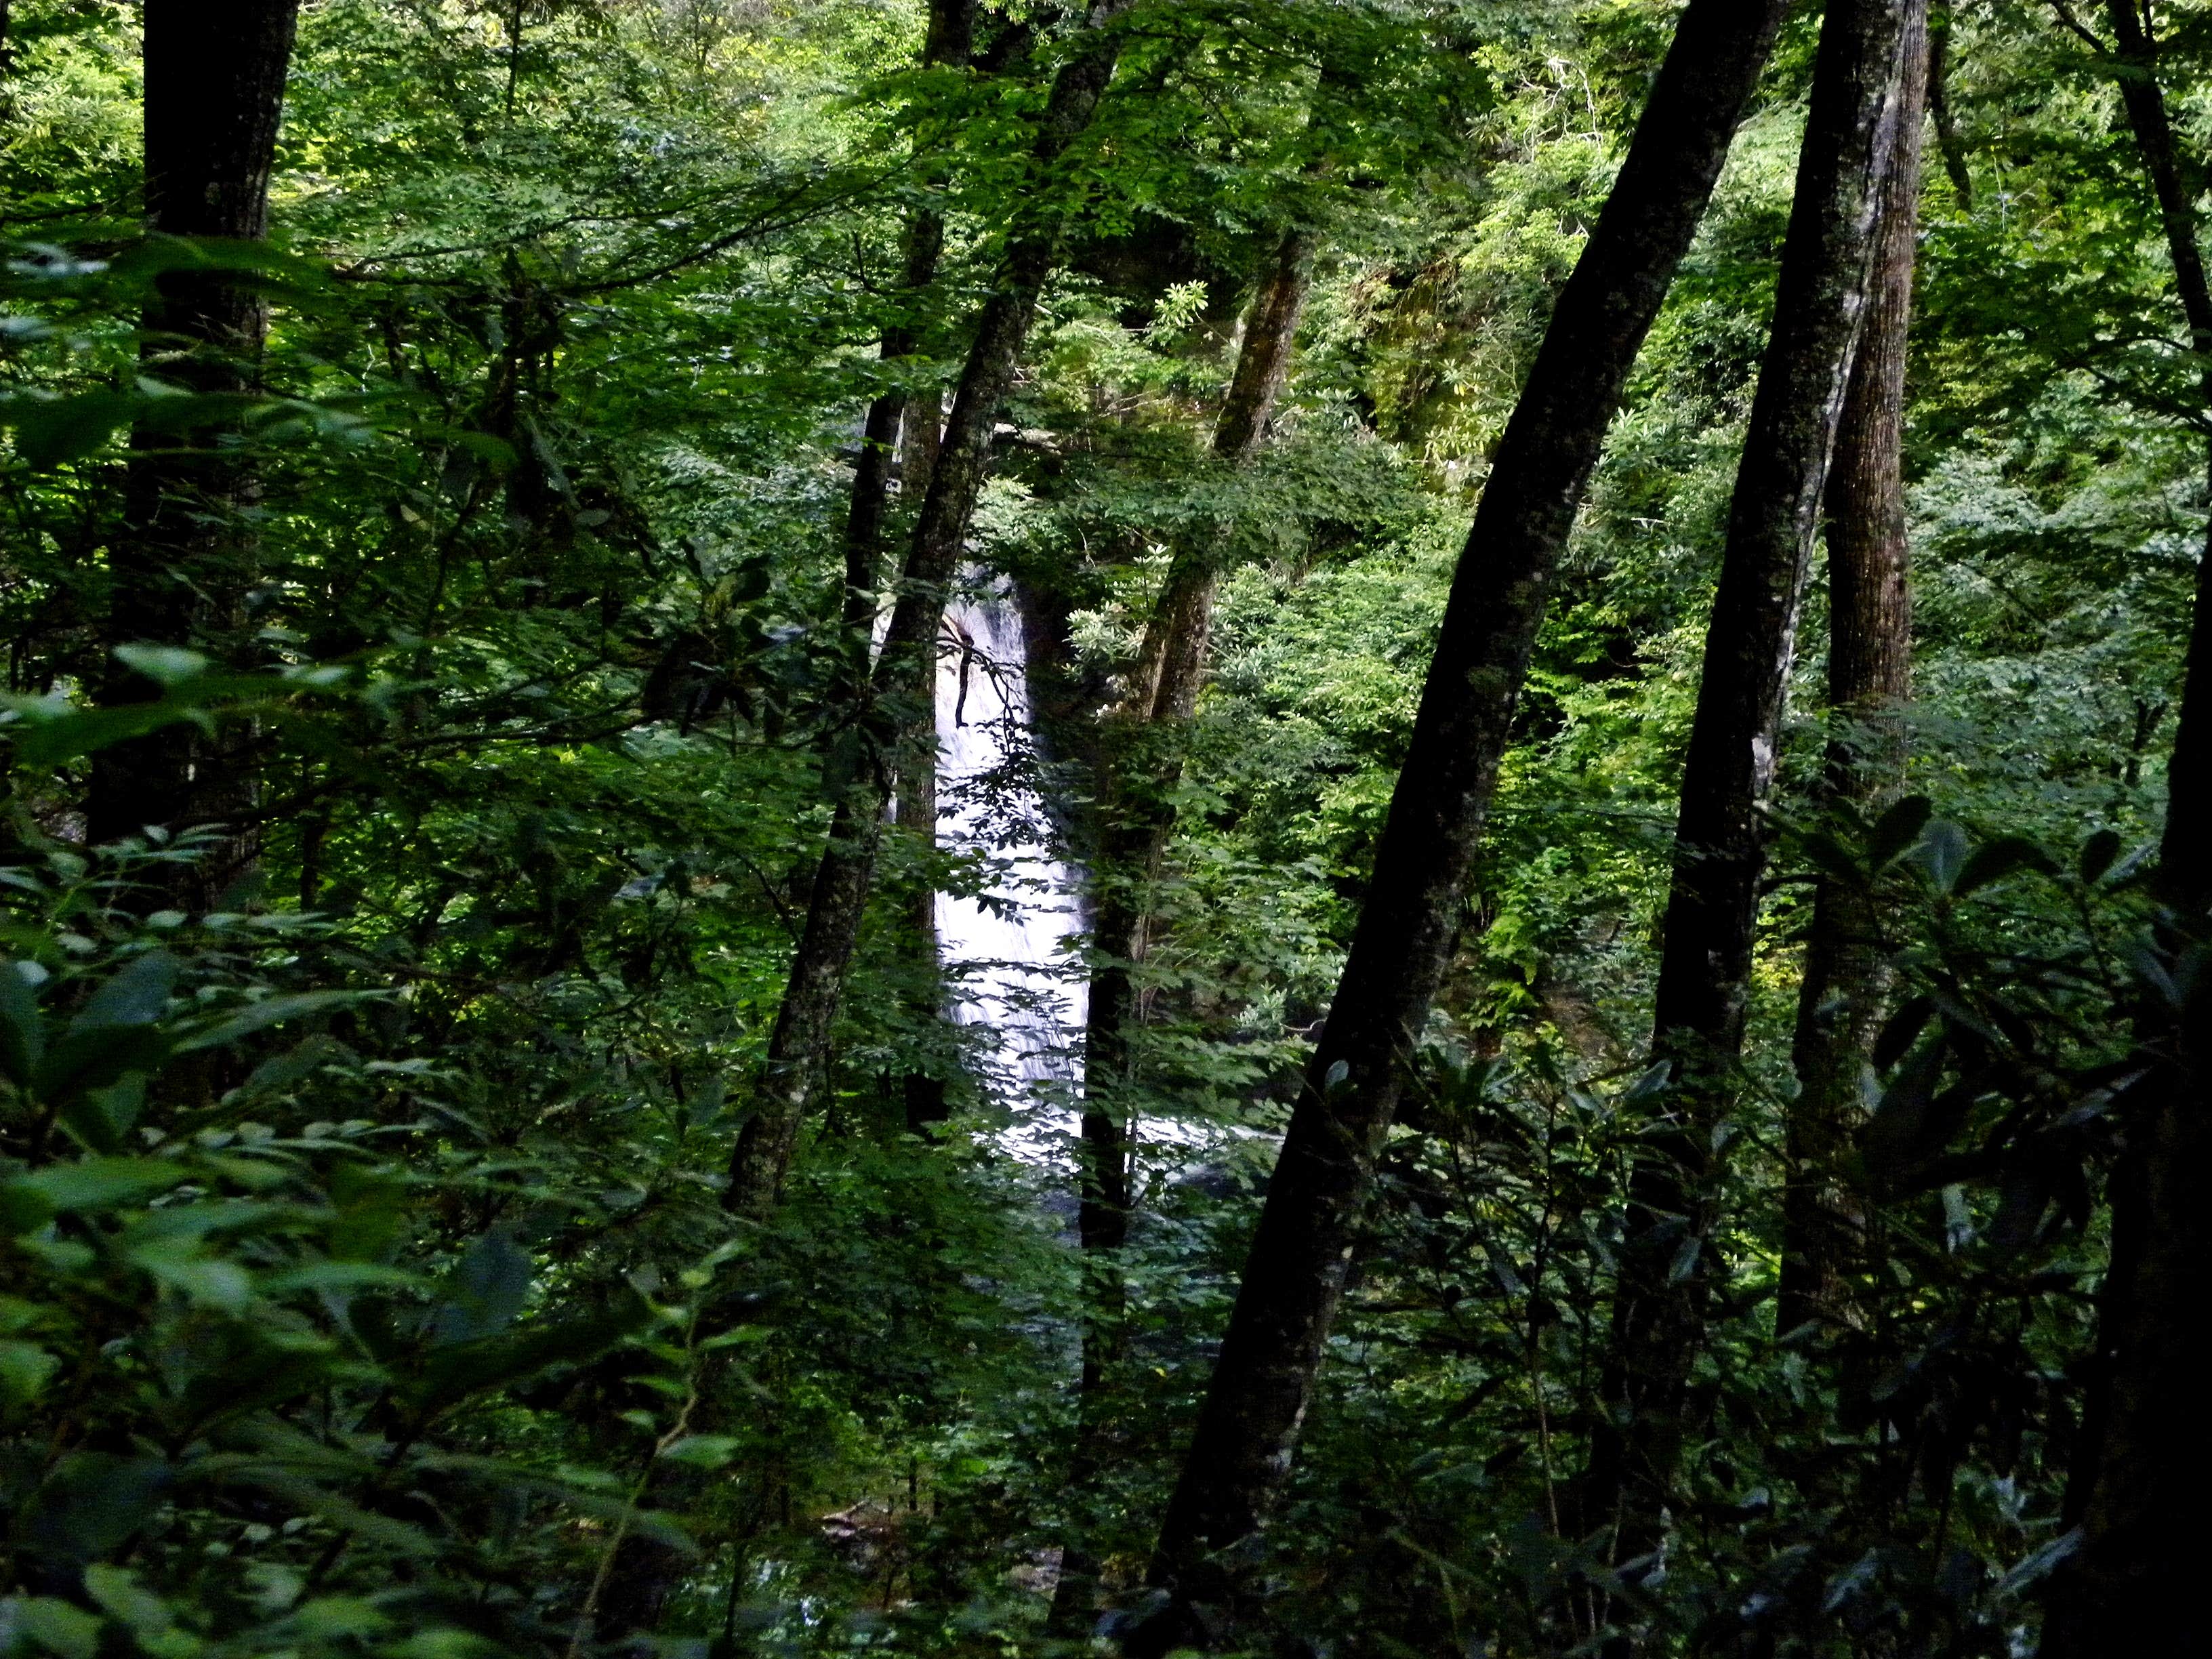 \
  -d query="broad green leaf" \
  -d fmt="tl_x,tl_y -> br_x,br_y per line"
3,1597 -> 103,1659
70,949 -> 180,1033
1868,795 -> 1933,868
659,1434 -> 743,1469
0,959 -> 44,1087
0,1338 -> 60,1405
9,1158 -> 186,1214
429,1229 -> 533,1345
174,989 -> 376,1052
112,644 -> 210,686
